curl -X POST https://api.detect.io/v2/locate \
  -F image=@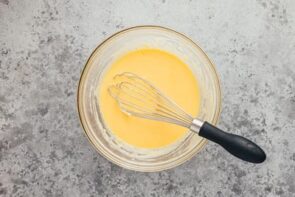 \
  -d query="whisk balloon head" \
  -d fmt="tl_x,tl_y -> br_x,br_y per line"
108,72 -> 193,128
